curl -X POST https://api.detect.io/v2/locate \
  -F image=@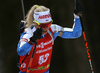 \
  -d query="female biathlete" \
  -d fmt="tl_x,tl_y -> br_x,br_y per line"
17,2 -> 82,73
